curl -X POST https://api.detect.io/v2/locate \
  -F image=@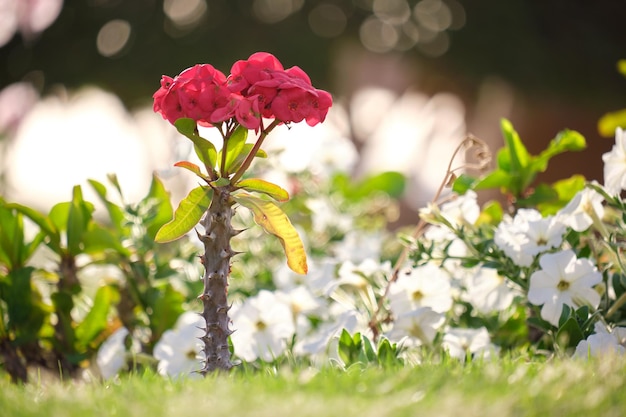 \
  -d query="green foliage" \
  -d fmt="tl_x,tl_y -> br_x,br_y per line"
454,119 -> 586,211
337,329 -> 403,368
155,186 -> 213,243
598,59 -> 626,137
